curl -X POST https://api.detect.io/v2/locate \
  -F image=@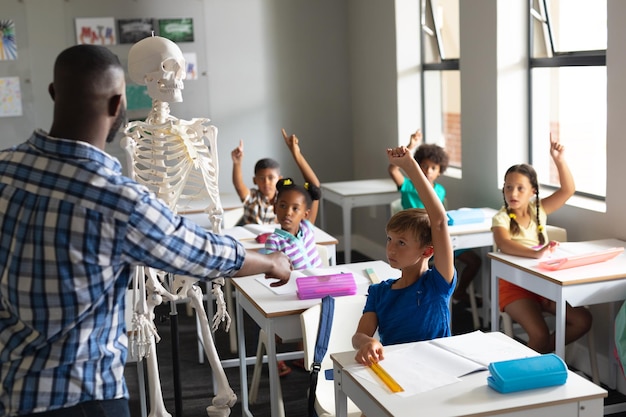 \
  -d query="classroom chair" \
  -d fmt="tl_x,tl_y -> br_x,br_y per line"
497,225 -> 600,385
300,296 -> 366,417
